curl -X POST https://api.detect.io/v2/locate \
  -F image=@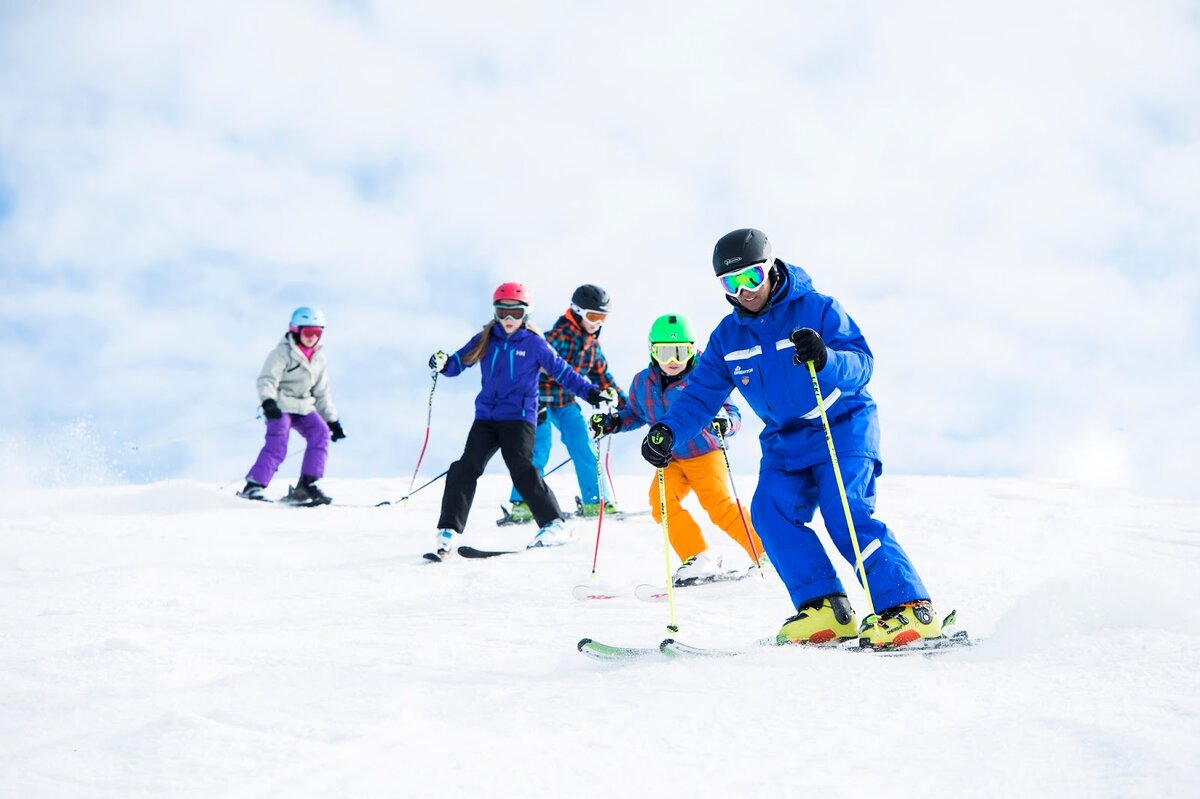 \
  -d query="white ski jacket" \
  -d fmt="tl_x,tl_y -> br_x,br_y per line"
256,334 -> 338,421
